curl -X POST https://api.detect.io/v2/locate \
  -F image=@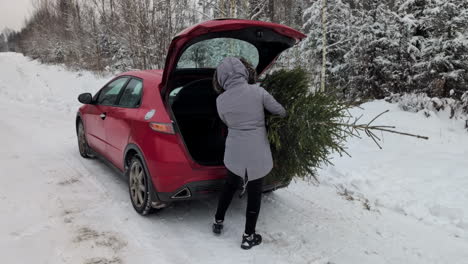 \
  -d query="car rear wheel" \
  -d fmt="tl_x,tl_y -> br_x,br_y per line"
128,156 -> 154,215
77,121 -> 95,159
